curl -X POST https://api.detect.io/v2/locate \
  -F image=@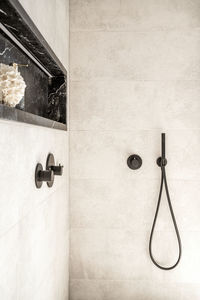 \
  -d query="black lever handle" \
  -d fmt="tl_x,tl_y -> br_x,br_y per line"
51,164 -> 63,175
